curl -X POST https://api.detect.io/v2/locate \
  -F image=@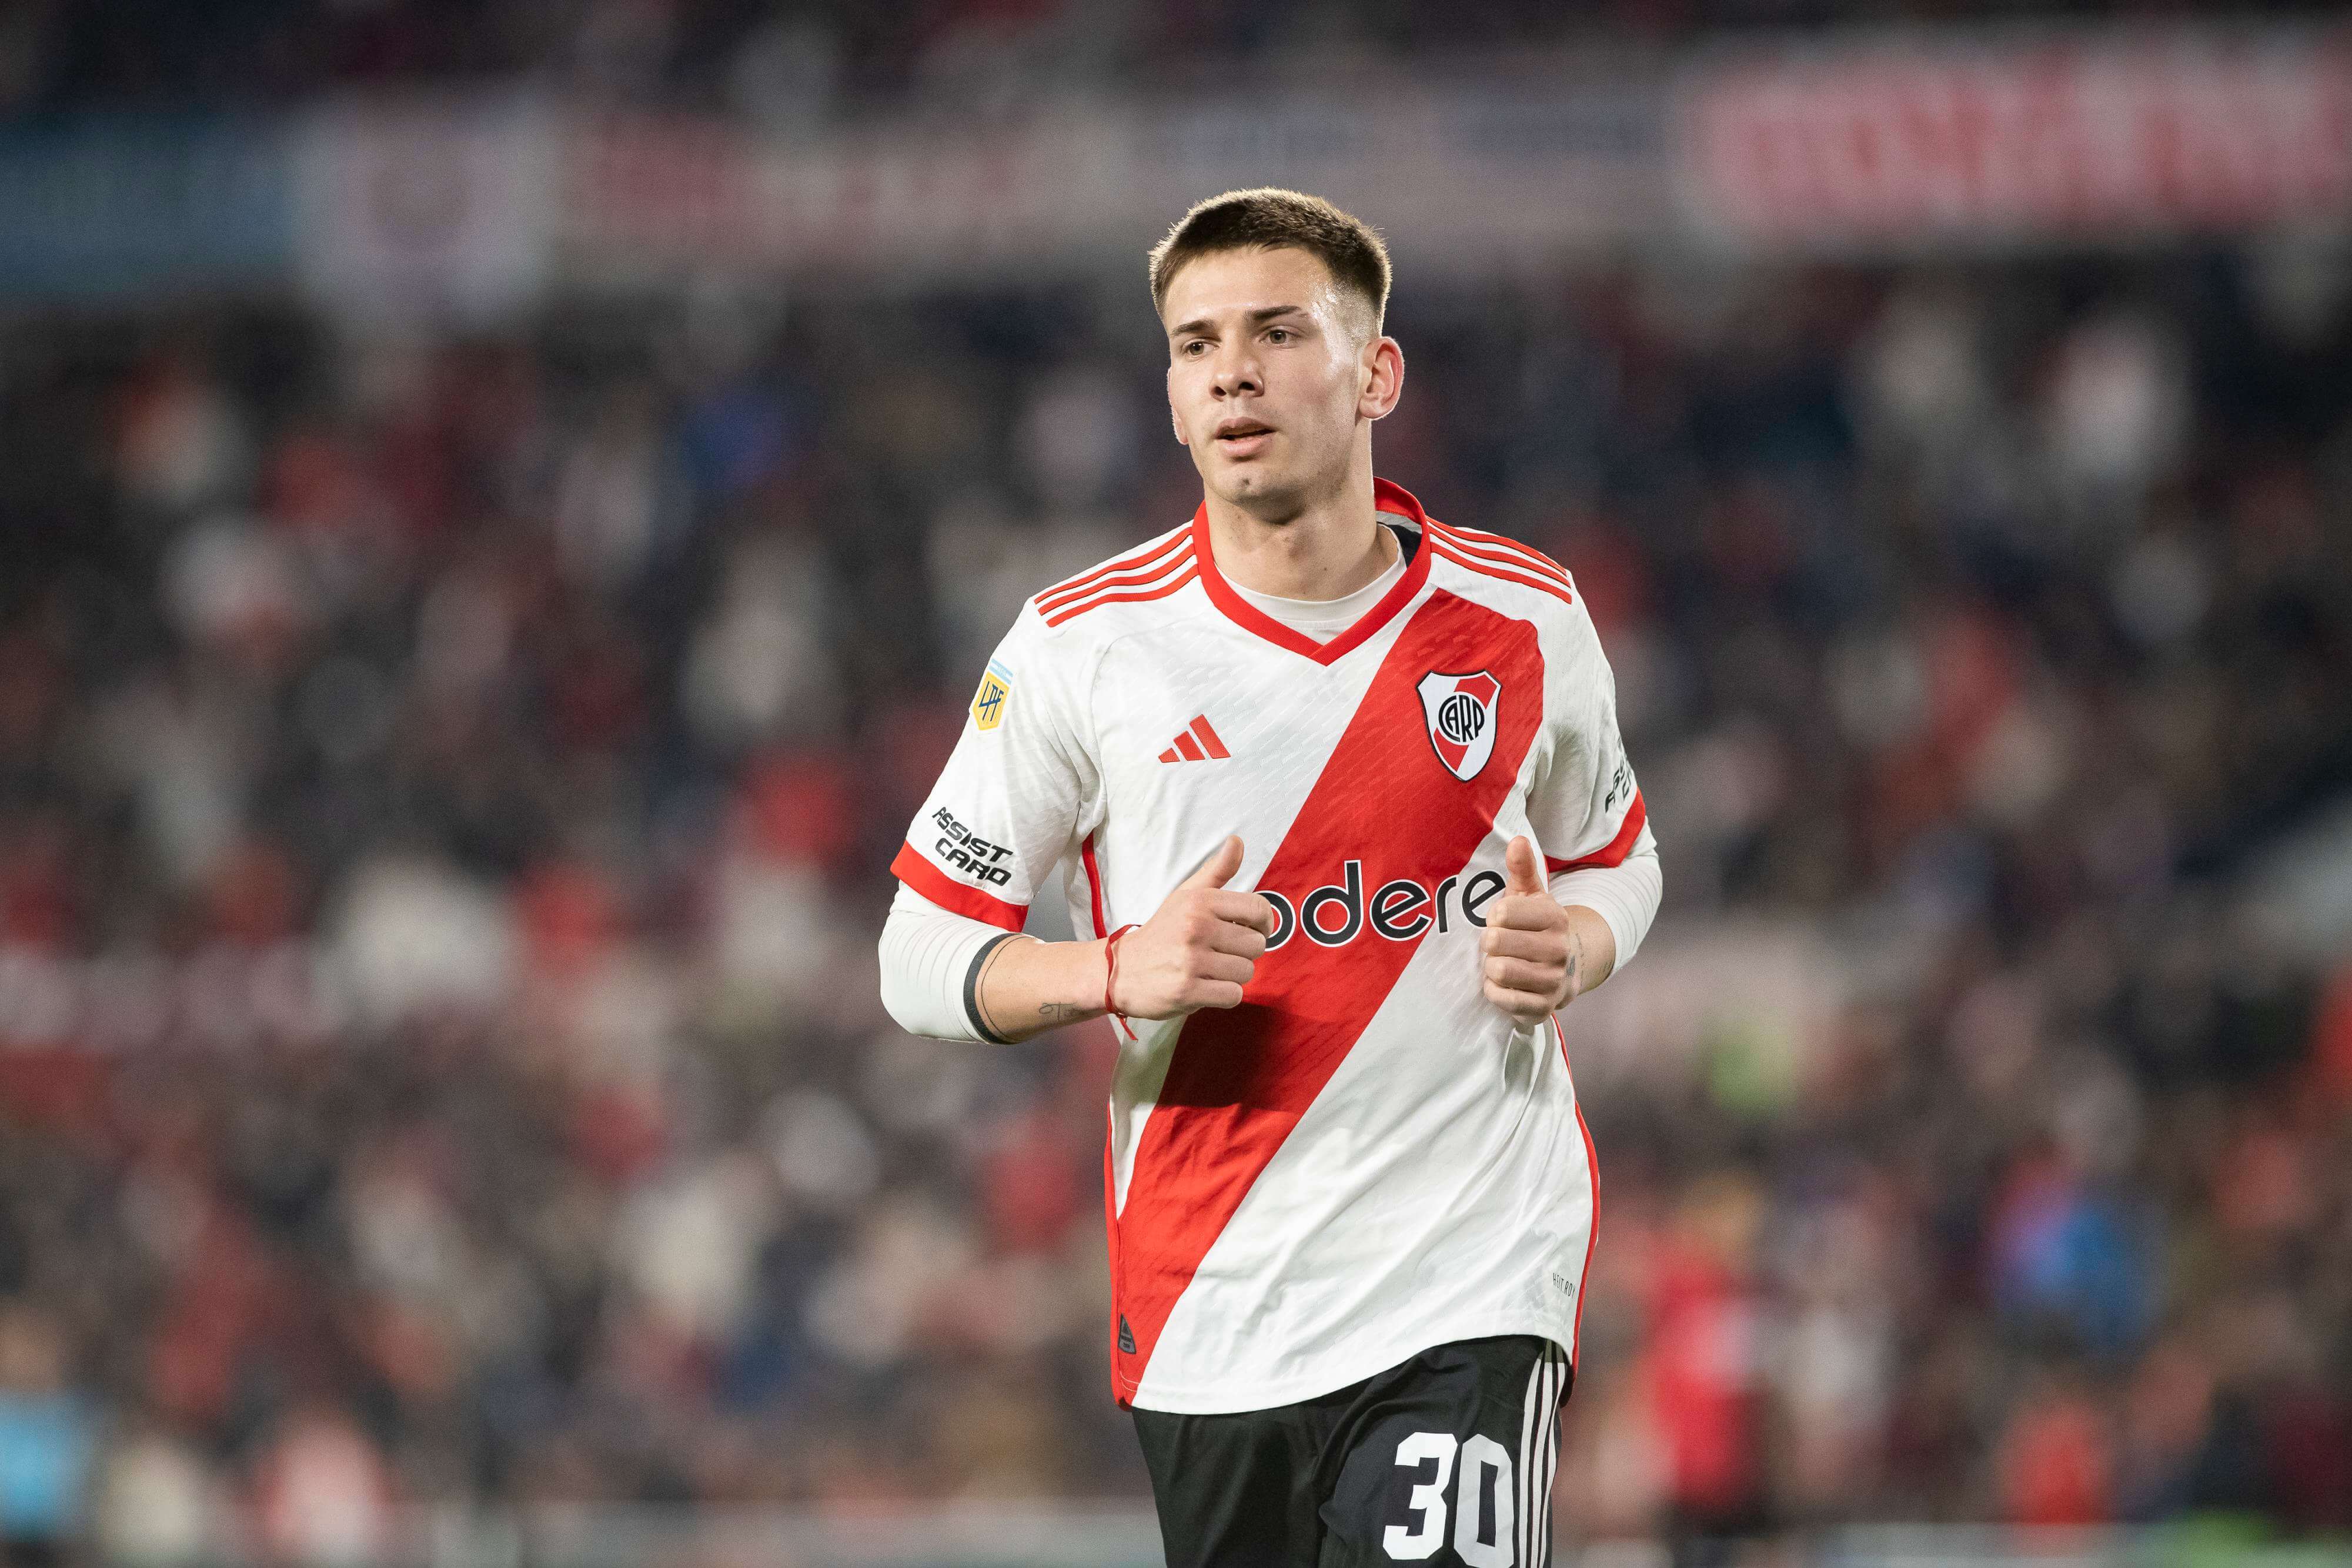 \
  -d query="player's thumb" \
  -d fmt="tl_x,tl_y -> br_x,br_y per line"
1180,834 -> 1245,891
1504,835 -> 1545,895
